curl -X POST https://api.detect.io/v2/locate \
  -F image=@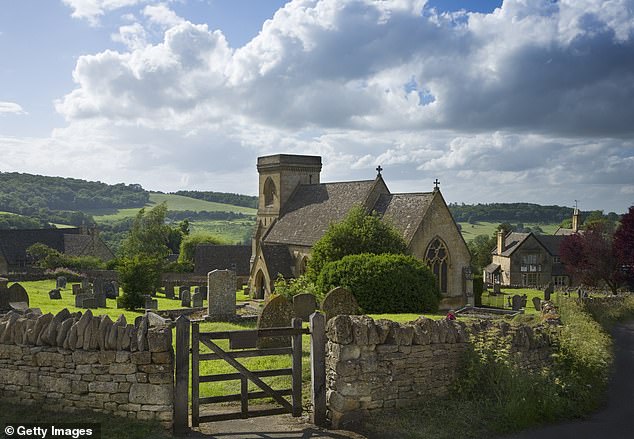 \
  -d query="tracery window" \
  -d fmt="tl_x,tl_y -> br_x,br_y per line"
426,238 -> 449,293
